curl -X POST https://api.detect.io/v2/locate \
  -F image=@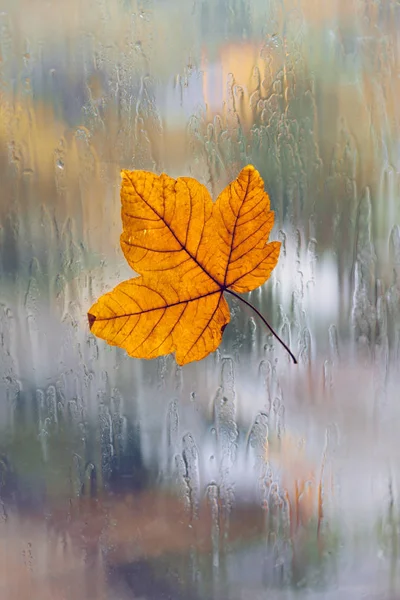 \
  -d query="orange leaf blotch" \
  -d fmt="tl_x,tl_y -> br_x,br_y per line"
88,165 -> 280,365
